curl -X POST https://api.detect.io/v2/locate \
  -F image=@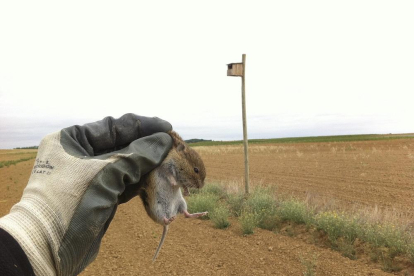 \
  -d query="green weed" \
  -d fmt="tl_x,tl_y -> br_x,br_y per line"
244,188 -> 280,231
244,188 -> 275,211
189,182 -> 227,199
362,223 -> 408,255
210,204 -> 231,229
239,211 -> 257,235
202,183 -> 227,198
227,193 -> 245,217
380,252 -> 403,273
337,239 -> 357,260
187,193 -> 219,219
300,254 -> 317,276
278,200 -> 313,225
315,211 -> 359,244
